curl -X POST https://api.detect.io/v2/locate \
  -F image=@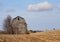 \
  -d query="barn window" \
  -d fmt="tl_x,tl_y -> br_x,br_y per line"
18,17 -> 19,20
